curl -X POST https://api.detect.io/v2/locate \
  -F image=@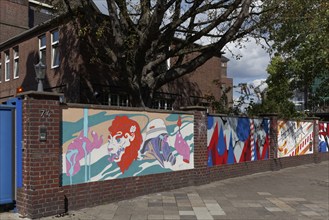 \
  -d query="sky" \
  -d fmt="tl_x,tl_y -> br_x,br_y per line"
93,0 -> 109,14
225,40 -> 270,86
225,39 -> 271,100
